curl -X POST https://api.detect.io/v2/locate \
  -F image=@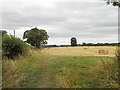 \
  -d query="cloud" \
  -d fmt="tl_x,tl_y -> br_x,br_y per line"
1,0 -> 118,45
